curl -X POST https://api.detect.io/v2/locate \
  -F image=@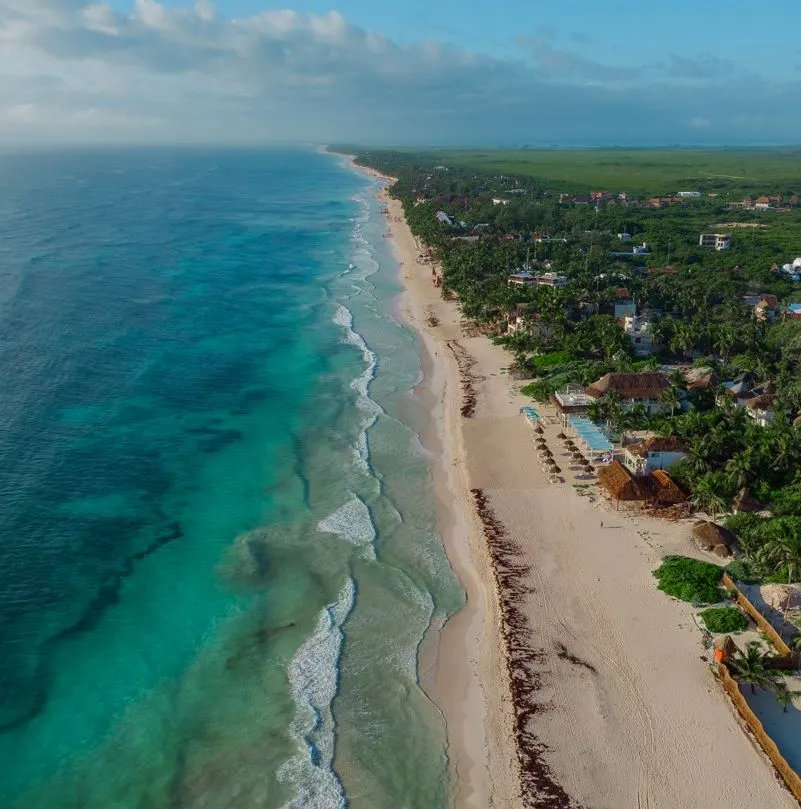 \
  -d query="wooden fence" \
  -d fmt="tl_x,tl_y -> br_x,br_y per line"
718,663 -> 801,802
722,572 -> 794,658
